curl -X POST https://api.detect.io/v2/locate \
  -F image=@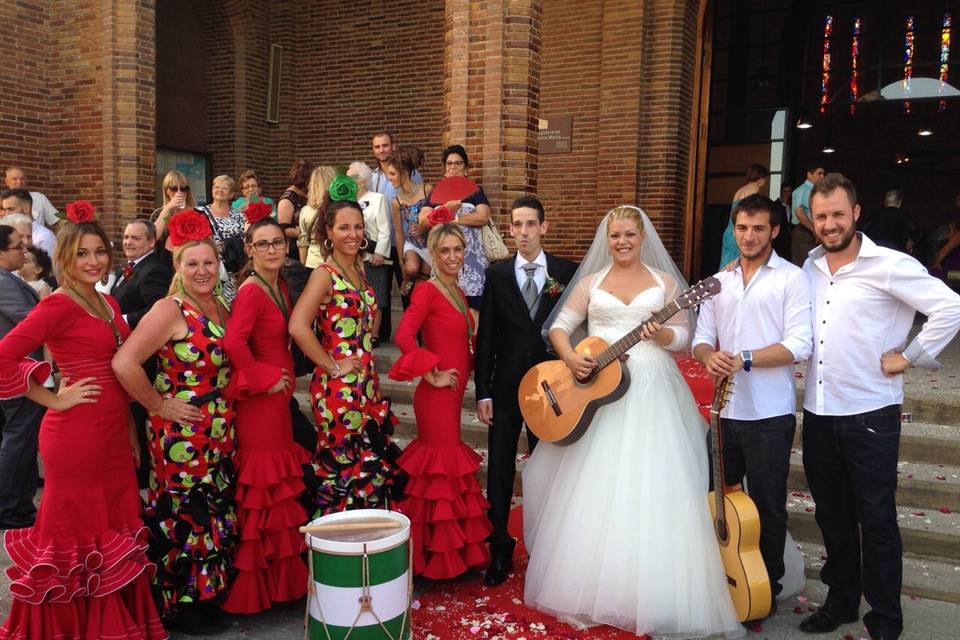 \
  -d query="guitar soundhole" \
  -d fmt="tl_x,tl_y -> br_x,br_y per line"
715,519 -> 728,545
